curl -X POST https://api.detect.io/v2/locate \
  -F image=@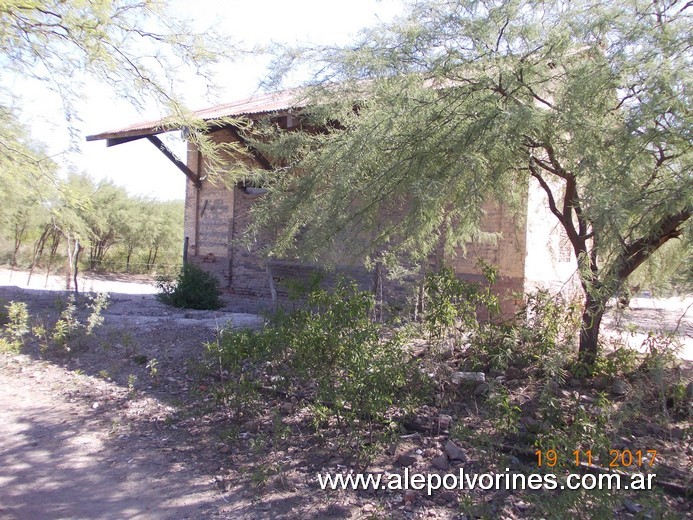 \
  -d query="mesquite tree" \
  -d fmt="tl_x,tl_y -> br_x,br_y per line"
243,0 -> 691,368
0,0 -> 242,196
